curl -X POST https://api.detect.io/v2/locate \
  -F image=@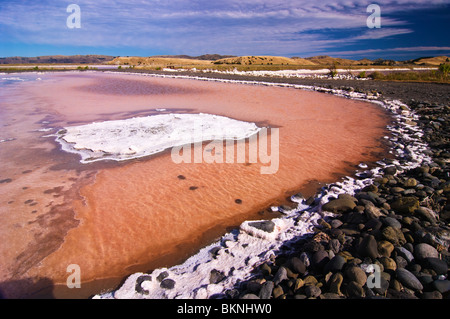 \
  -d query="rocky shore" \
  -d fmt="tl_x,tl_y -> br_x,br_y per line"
224,85 -> 450,299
